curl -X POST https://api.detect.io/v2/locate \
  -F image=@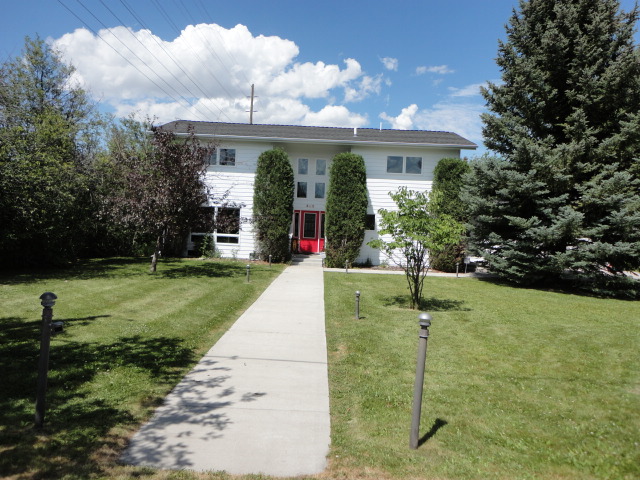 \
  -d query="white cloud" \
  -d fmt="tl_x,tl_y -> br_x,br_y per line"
448,83 -> 485,97
414,102 -> 484,145
380,57 -> 398,71
380,104 -> 419,130
52,23 -> 375,127
415,65 -> 454,75
268,58 -> 362,98
304,105 -> 367,127
380,101 -> 484,147
344,74 -> 383,102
